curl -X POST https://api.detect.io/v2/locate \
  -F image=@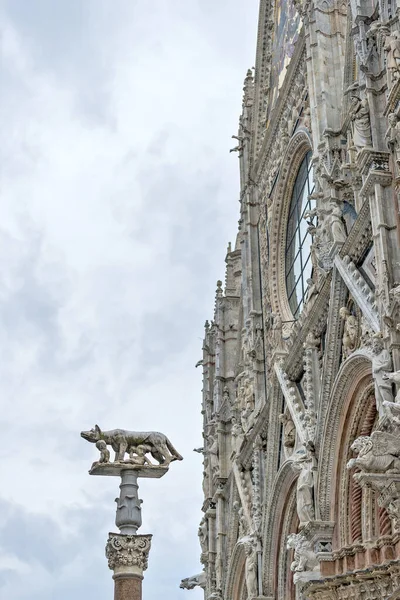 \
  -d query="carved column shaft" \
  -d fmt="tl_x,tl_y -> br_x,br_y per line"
116,470 -> 142,535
